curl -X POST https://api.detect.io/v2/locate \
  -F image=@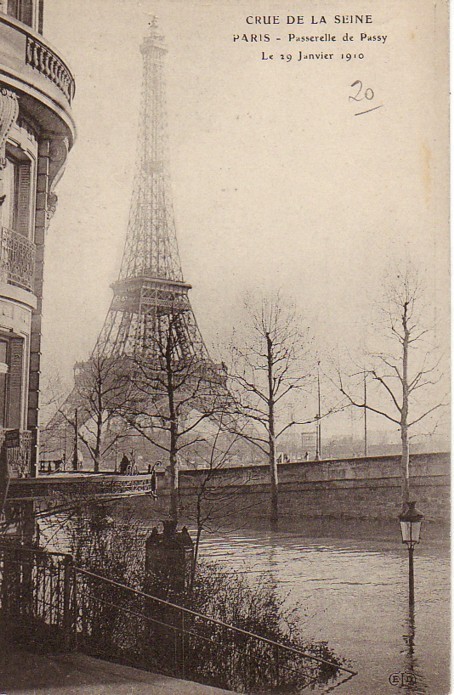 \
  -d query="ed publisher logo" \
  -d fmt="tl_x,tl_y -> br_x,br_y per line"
388,672 -> 417,687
